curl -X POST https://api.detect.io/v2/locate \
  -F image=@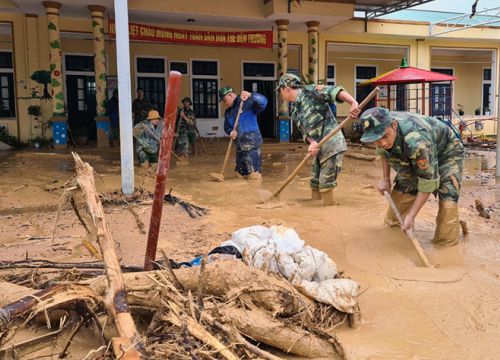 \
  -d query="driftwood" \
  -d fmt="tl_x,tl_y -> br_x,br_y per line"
0,259 -> 350,359
72,153 -> 143,359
